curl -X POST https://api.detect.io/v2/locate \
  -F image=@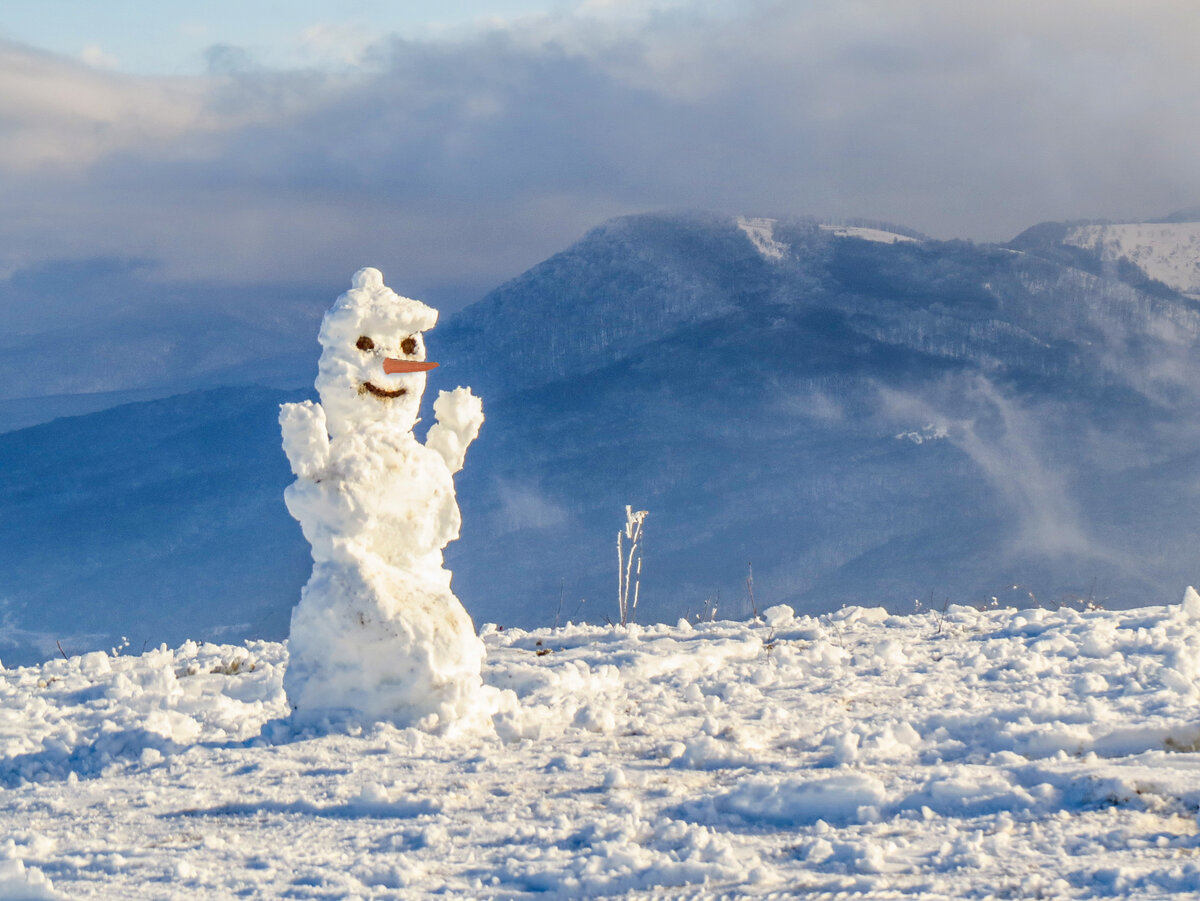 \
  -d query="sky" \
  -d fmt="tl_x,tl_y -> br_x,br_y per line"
0,1 -> 571,74
1,0 -> 1199,314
